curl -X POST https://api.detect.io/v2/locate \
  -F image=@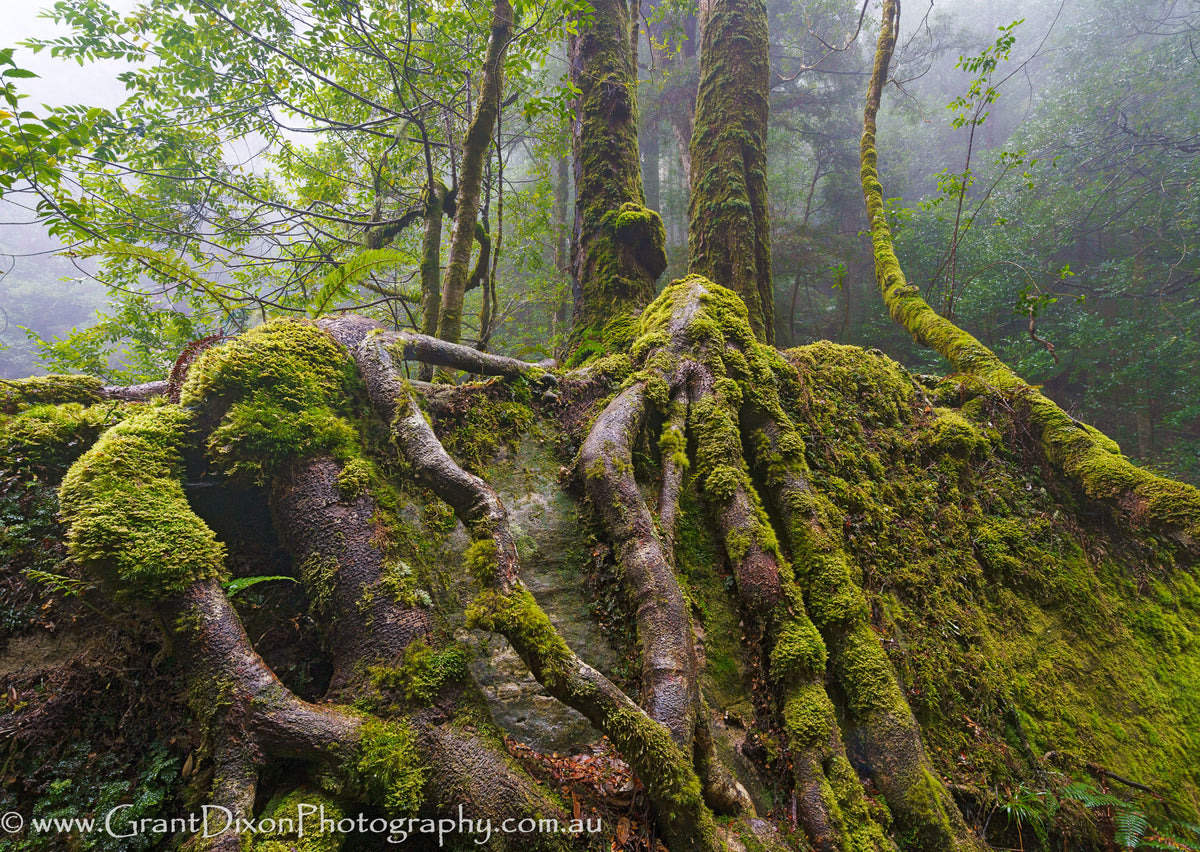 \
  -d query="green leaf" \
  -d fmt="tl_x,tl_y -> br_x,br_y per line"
222,575 -> 296,596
